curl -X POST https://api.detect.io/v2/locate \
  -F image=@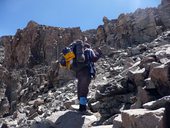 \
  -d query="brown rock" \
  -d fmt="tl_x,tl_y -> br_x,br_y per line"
122,108 -> 166,128
128,68 -> 146,87
149,62 -> 170,96
2,21 -> 83,68
131,86 -> 153,109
